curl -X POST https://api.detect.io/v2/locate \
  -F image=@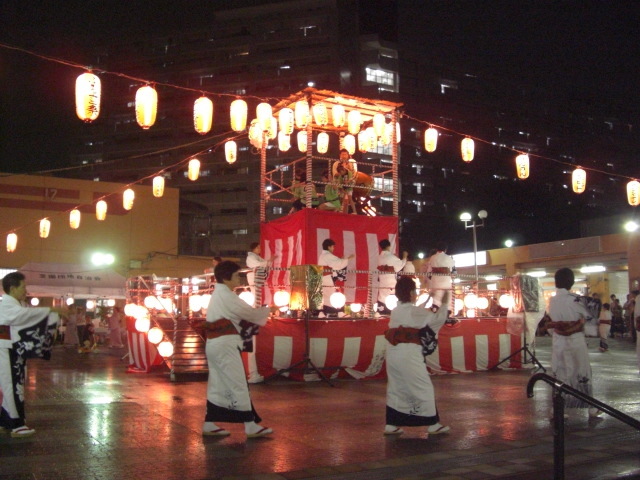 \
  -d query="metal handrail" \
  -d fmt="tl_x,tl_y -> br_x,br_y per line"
527,372 -> 640,480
